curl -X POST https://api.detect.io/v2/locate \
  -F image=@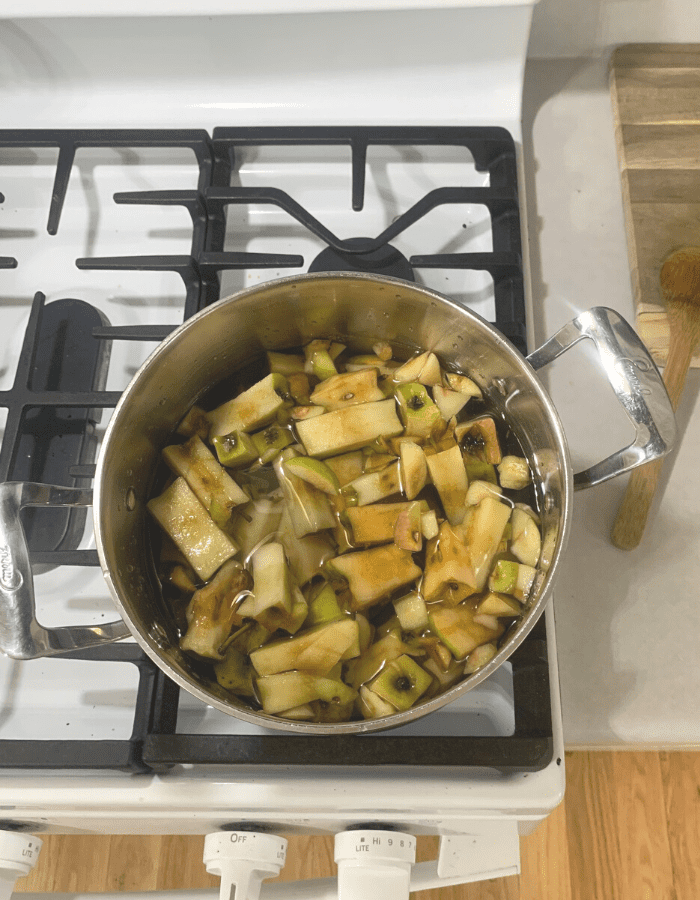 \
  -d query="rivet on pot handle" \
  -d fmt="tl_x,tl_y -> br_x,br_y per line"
526,307 -> 676,491
0,482 -> 130,659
